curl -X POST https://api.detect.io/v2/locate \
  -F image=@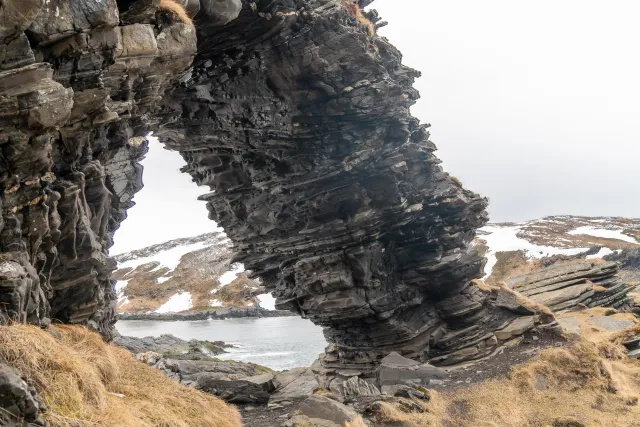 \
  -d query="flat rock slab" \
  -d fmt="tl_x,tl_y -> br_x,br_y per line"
296,395 -> 358,426
558,317 -> 582,335
495,316 -> 535,341
270,367 -> 318,406
587,316 -> 634,332
379,352 -> 448,386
